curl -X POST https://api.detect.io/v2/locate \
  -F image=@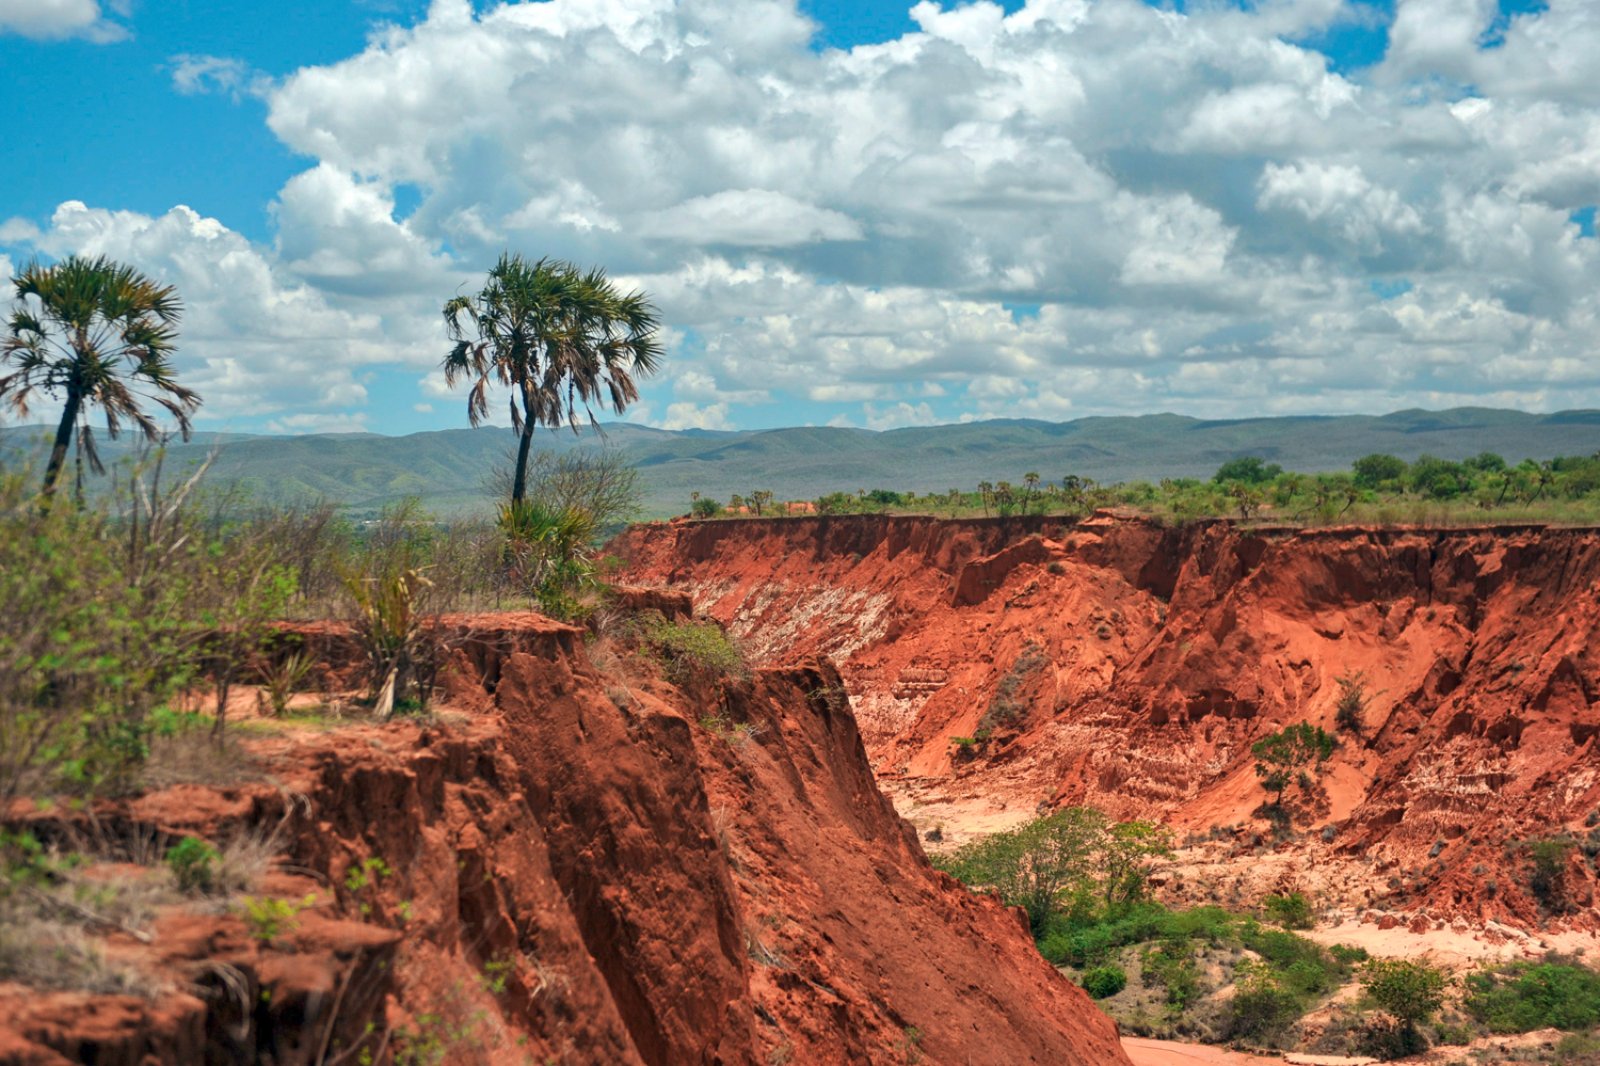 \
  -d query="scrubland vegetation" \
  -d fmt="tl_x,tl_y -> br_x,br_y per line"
695,449 -> 1600,527
935,810 -> 1600,1061
0,253 -> 684,1050
0,442 -> 661,794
